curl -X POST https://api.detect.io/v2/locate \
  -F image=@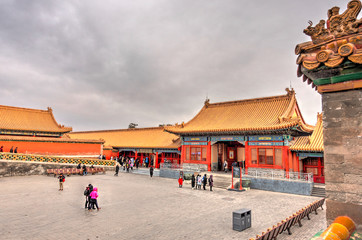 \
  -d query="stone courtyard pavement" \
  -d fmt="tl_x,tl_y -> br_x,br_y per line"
0,172 -> 326,240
